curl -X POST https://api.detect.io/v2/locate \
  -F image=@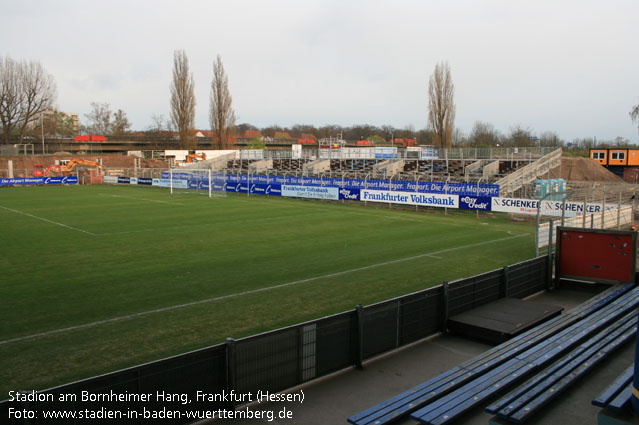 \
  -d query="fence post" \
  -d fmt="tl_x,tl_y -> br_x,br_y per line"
502,266 -> 510,298
632,308 -> 639,415
226,337 -> 237,411
547,219 -> 554,291
618,192 -> 622,230
355,304 -> 364,370
442,282 -> 449,333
